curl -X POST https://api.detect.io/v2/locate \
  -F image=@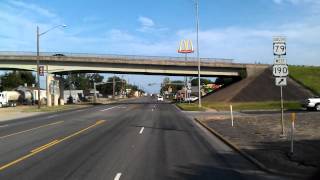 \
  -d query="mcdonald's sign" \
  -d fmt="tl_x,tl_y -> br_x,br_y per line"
178,40 -> 194,53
